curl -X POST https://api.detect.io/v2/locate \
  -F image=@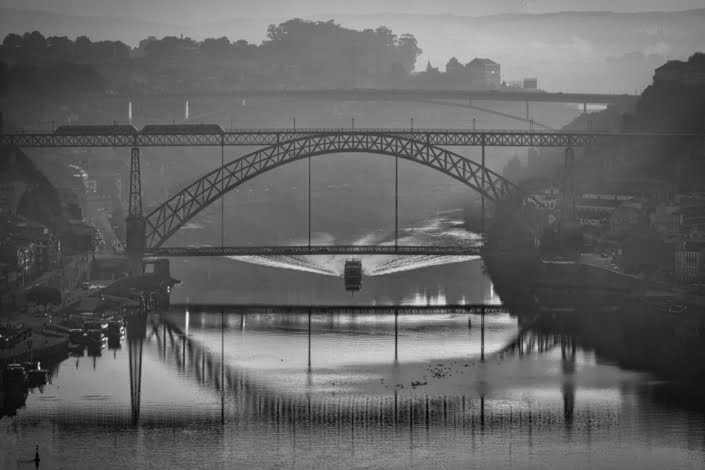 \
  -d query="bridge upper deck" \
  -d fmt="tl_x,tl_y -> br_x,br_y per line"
1,127 -> 702,148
